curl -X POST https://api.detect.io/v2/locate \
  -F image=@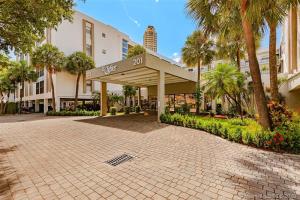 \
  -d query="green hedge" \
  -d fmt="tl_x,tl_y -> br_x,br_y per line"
110,107 -> 117,115
160,113 -> 300,153
6,102 -> 17,114
47,110 -> 99,116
